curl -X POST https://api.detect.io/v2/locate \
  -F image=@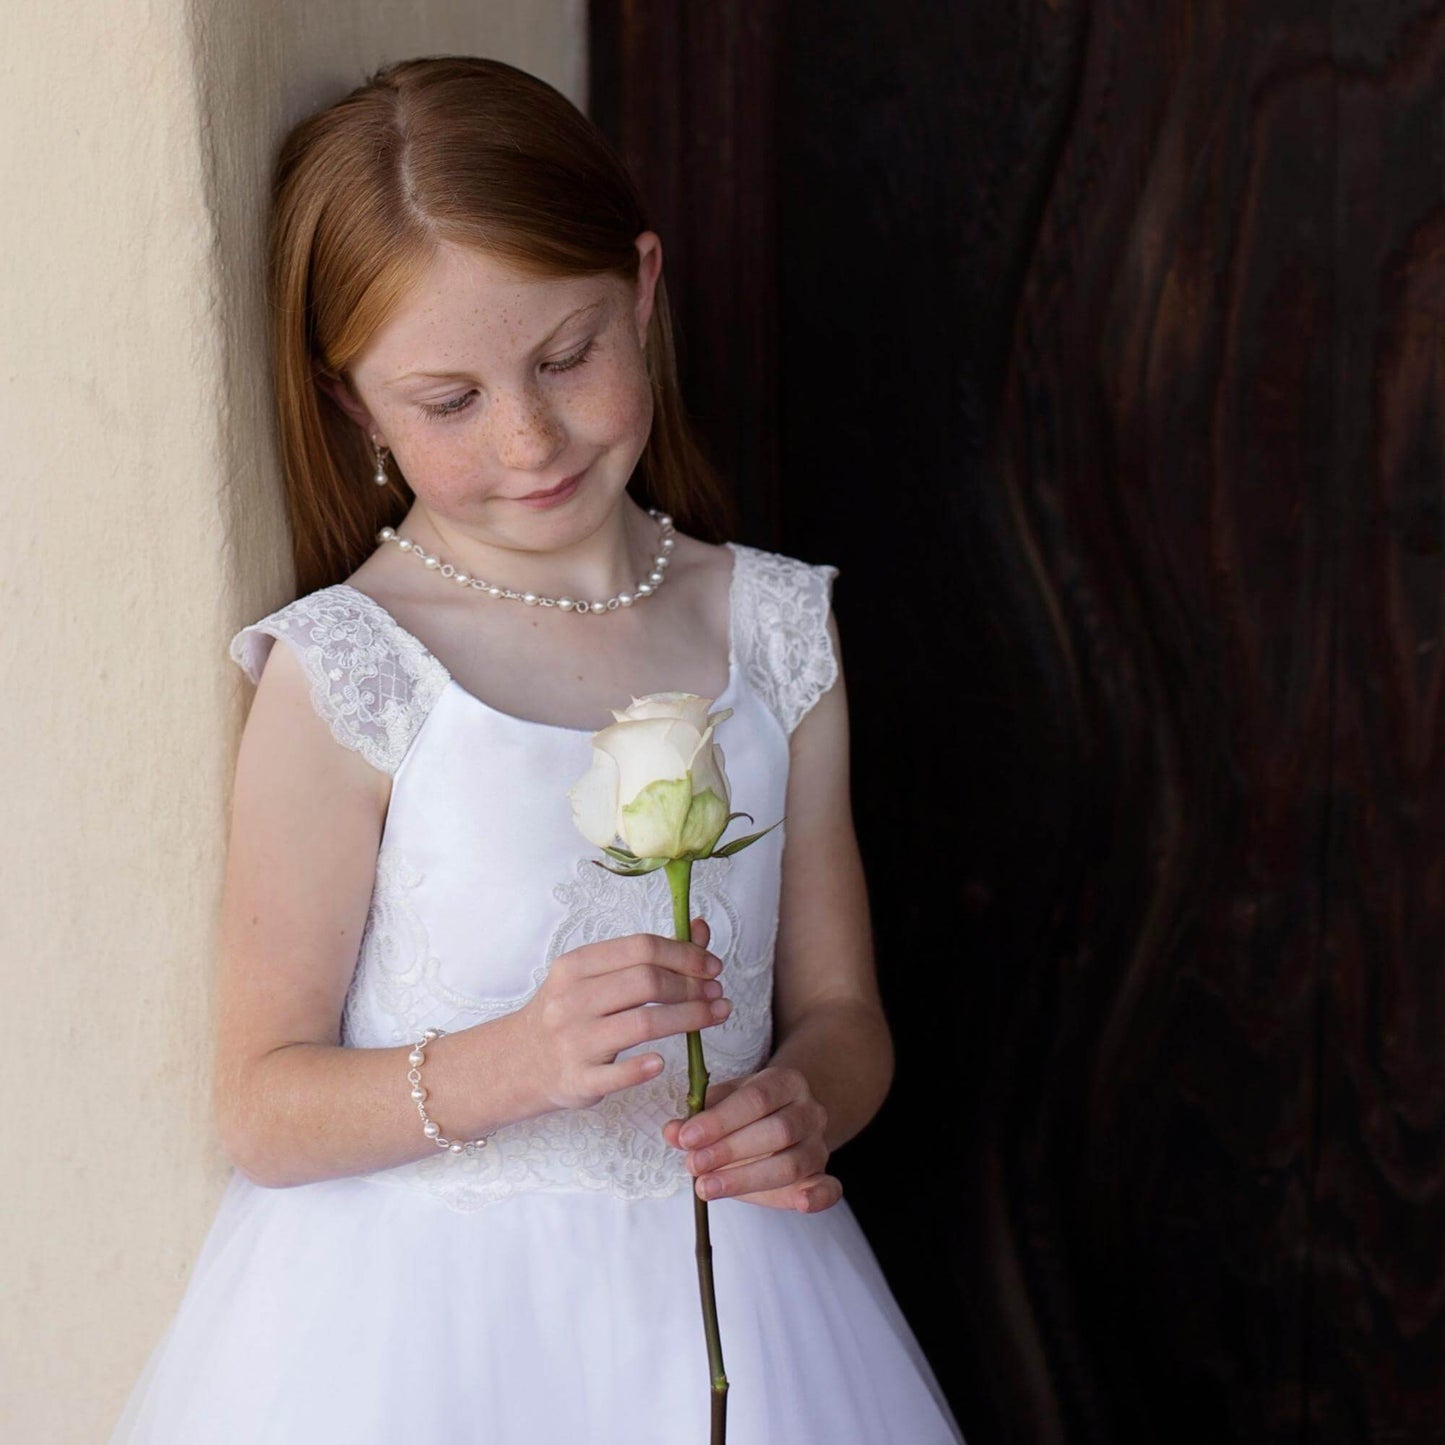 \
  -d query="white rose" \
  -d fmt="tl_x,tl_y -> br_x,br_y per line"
568,691 -> 734,861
